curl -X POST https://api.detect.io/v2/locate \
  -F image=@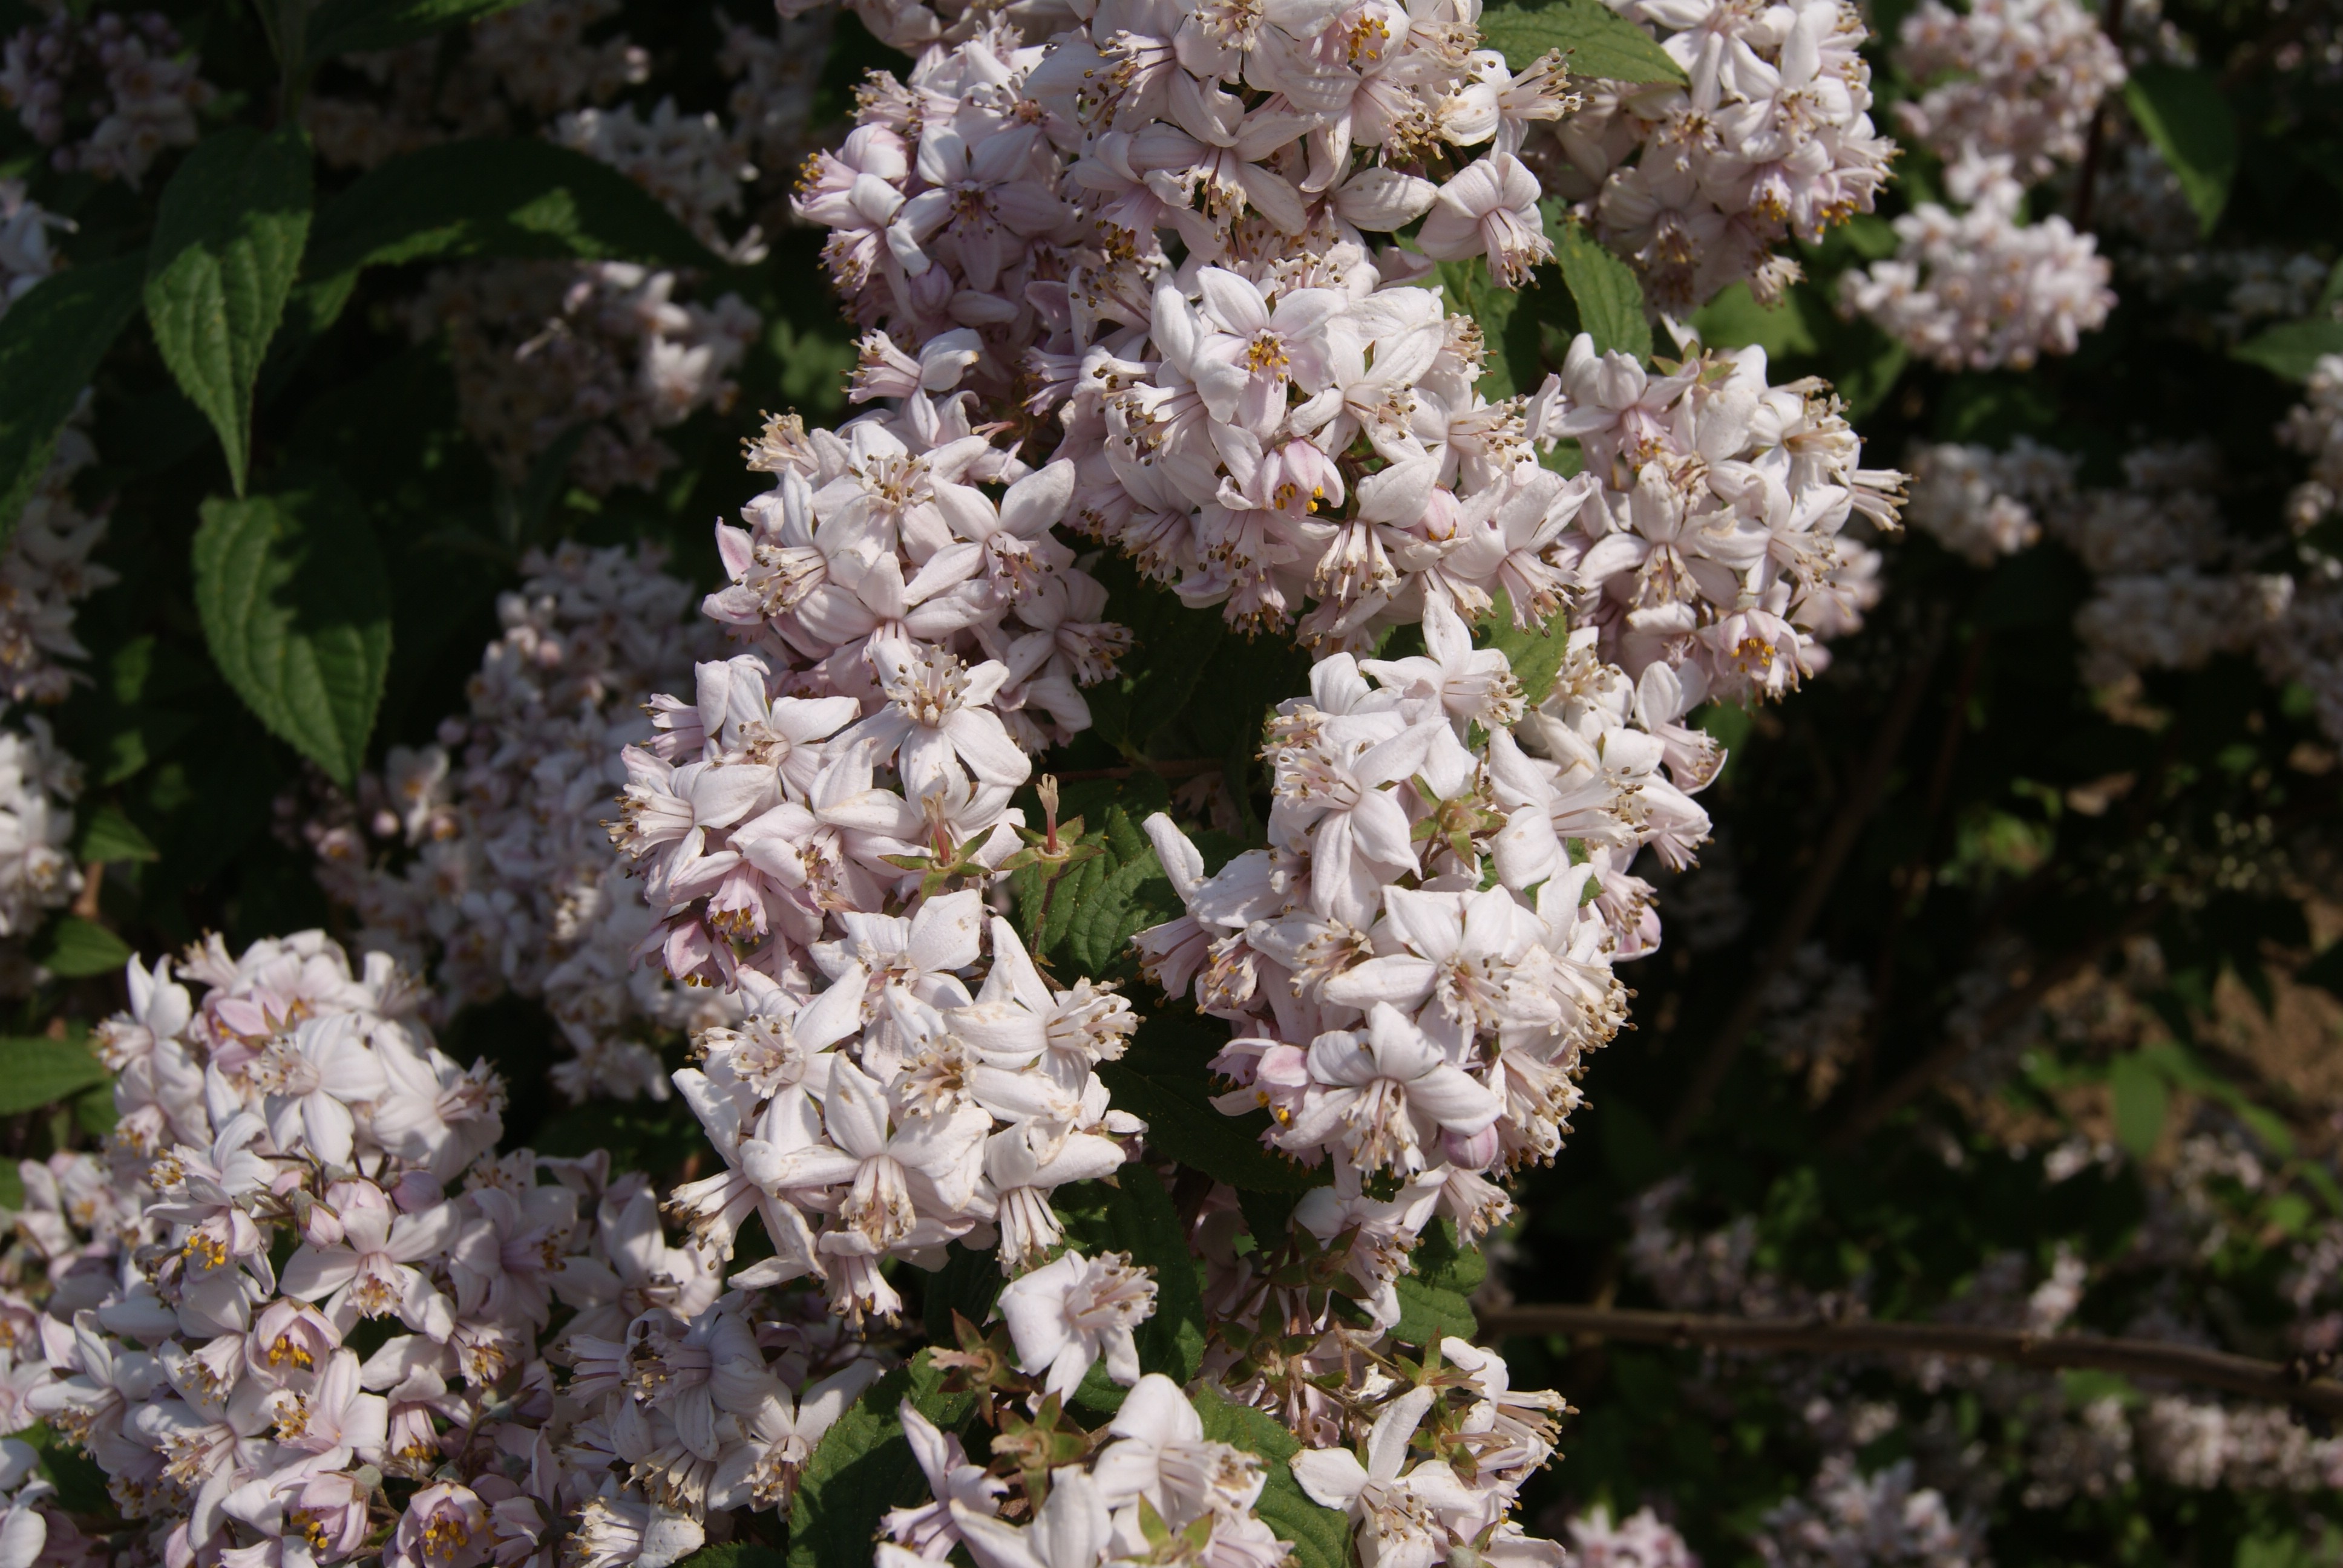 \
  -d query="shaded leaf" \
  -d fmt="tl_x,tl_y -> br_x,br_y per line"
1477,0 -> 1687,83
2110,1052 -> 2170,1160
144,127 -> 315,494
1102,1165 -> 1207,1383
2233,319 -> 2343,382
79,805 -> 159,865
303,140 -> 721,335
192,480 -> 393,787
305,0 -> 532,62
0,1035 -> 110,1112
0,255 -> 146,541
1099,1009 -> 1329,1194
1476,590 -> 1569,704
2124,67 -> 2236,235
